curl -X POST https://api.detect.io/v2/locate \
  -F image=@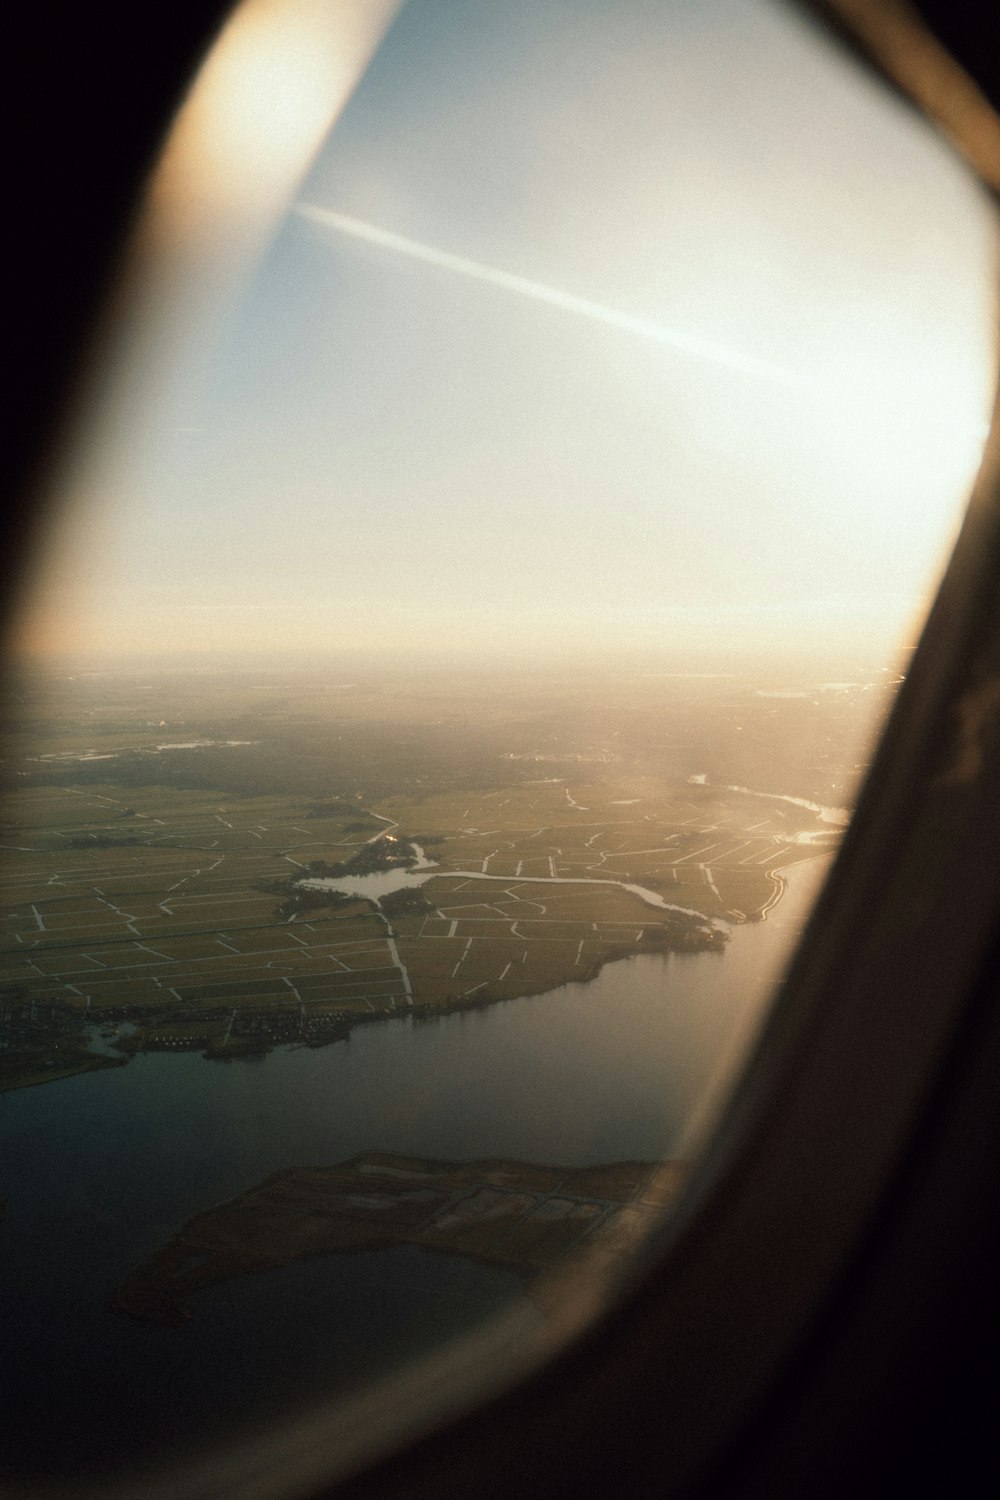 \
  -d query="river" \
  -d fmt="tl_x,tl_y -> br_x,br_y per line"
297,845 -> 719,925
0,856 -> 828,1484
